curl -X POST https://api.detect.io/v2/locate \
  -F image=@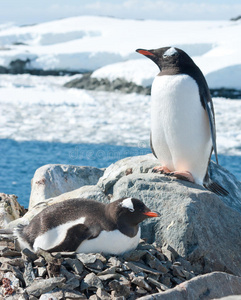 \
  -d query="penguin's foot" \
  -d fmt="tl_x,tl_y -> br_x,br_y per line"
152,166 -> 171,174
166,171 -> 195,183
